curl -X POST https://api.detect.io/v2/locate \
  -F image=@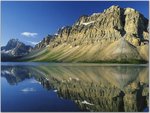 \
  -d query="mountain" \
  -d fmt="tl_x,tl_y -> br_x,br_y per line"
21,6 -> 149,63
34,35 -> 54,49
1,39 -> 33,61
